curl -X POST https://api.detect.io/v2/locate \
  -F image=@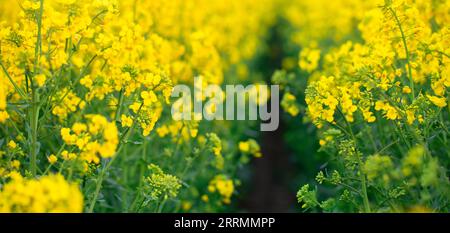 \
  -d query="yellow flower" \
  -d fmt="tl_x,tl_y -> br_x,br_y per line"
239,139 -> 262,157
141,91 -> 157,106
61,128 -> 77,145
0,111 -> 9,123
130,102 -> 141,113
7,171 -> 22,181
72,123 -> 87,135
362,109 -> 376,123
80,75 -> 93,88
7,140 -> 17,149
61,150 -> 77,160
427,95 -> 447,108
208,175 -> 234,204
406,109 -> 416,125
0,174 -> 83,213
281,92 -> 300,116
156,125 -> 169,137
299,47 -> 321,72
121,114 -> 133,128
402,86 -> 411,94
206,133 -> 222,157
34,74 -> 46,87
61,115 -> 119,162
322,109 -> 334,122
11,160 -> 20,169
190,128 -> 198,138
48,154 -> 58,164
238,141 -> 250,153
418,115 -> 424,124
374,101 -> 385,111
52,89 -> 84,120
385,107 -> 399,120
